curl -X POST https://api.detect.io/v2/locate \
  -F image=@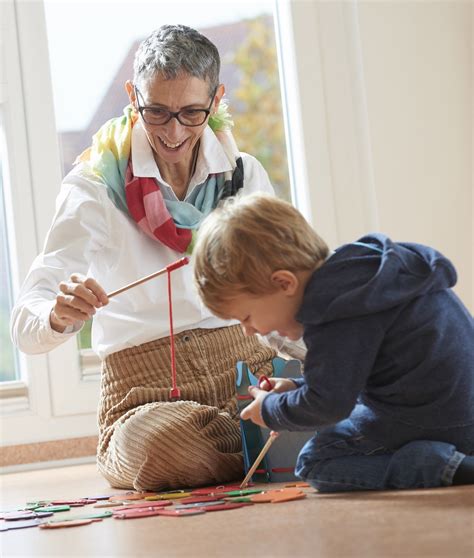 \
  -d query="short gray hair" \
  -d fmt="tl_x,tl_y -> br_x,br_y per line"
133,25 -> 220,94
